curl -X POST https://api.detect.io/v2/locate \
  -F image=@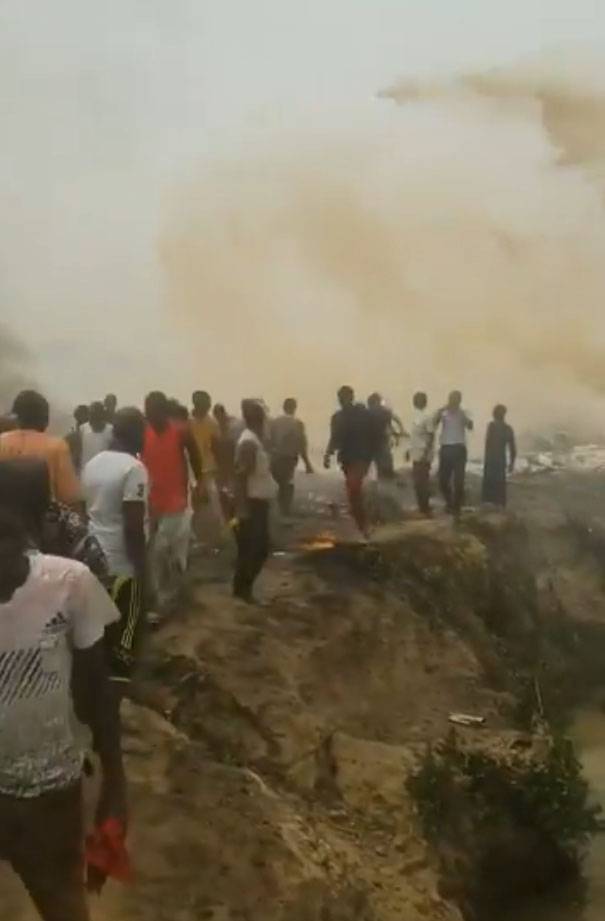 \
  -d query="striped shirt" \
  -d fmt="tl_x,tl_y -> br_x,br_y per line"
0,554 -> 118,797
